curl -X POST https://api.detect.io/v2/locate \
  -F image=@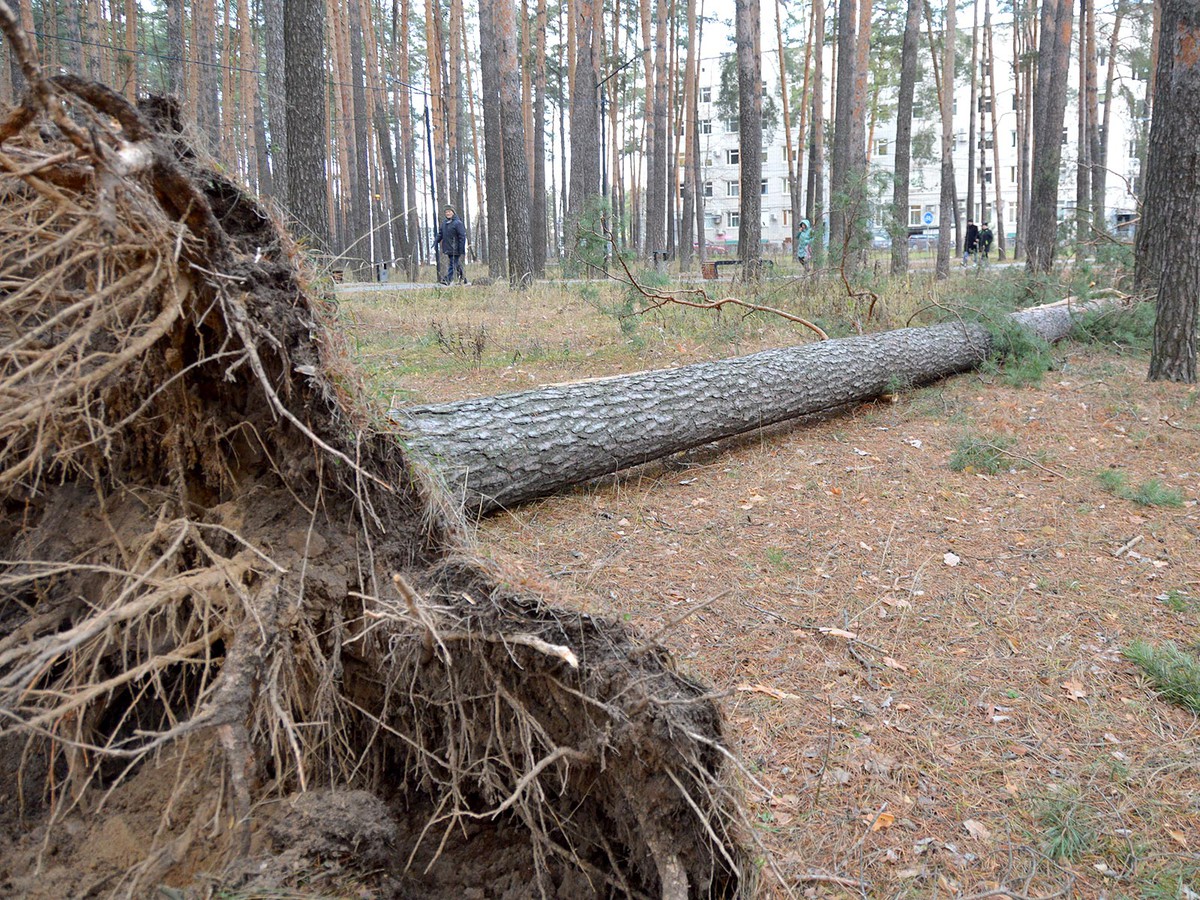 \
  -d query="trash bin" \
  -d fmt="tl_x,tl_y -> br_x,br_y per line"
701,261 -> 717,280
